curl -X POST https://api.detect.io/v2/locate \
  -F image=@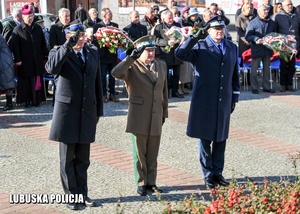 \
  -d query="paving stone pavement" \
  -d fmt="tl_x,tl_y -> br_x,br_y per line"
1,82 -> 300,213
